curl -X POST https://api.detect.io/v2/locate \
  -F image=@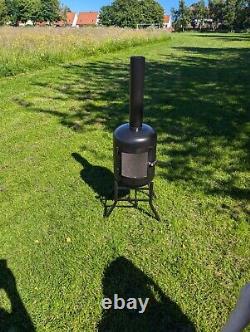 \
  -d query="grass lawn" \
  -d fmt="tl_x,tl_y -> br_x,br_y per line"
0,32 -> 249,331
